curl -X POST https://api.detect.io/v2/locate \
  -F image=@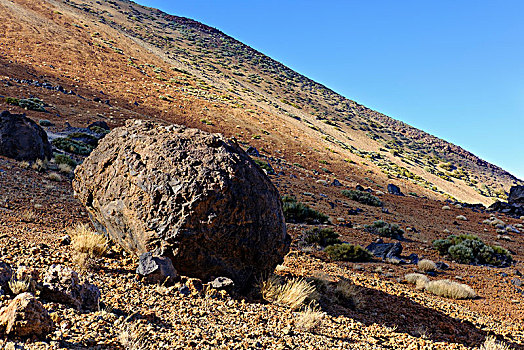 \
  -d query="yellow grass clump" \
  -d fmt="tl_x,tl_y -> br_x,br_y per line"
425,279 -> 476,299
480,336 -> 510,350
405,273 -> 429,287
417,259 -> 437,272
68,223 -> 108,258
8,278 -> 31,295
334,279 -> 362,309
261,275 -> 316,310
296,304 -> 324,332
